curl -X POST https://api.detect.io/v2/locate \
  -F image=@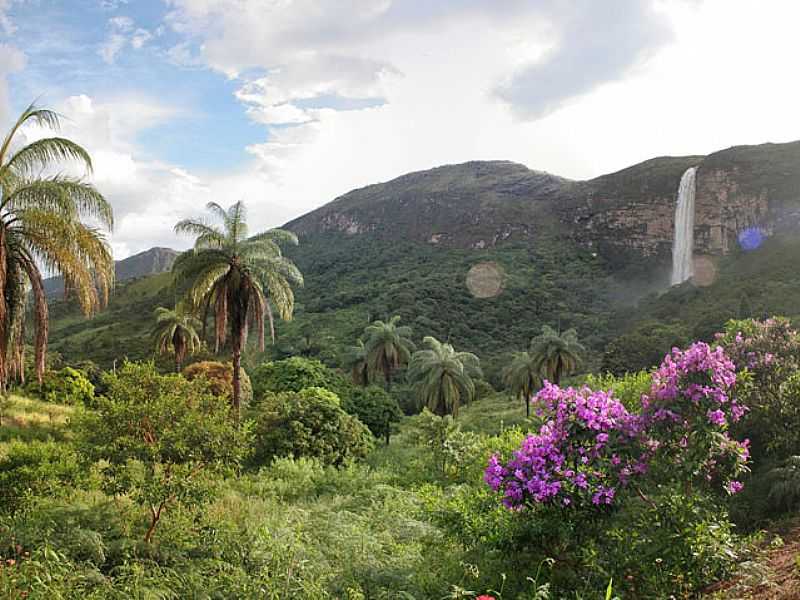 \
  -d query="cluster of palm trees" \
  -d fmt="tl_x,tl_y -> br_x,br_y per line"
344,316 -> 482,417
503,325 -> 584,417
153,201 -> 303,420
